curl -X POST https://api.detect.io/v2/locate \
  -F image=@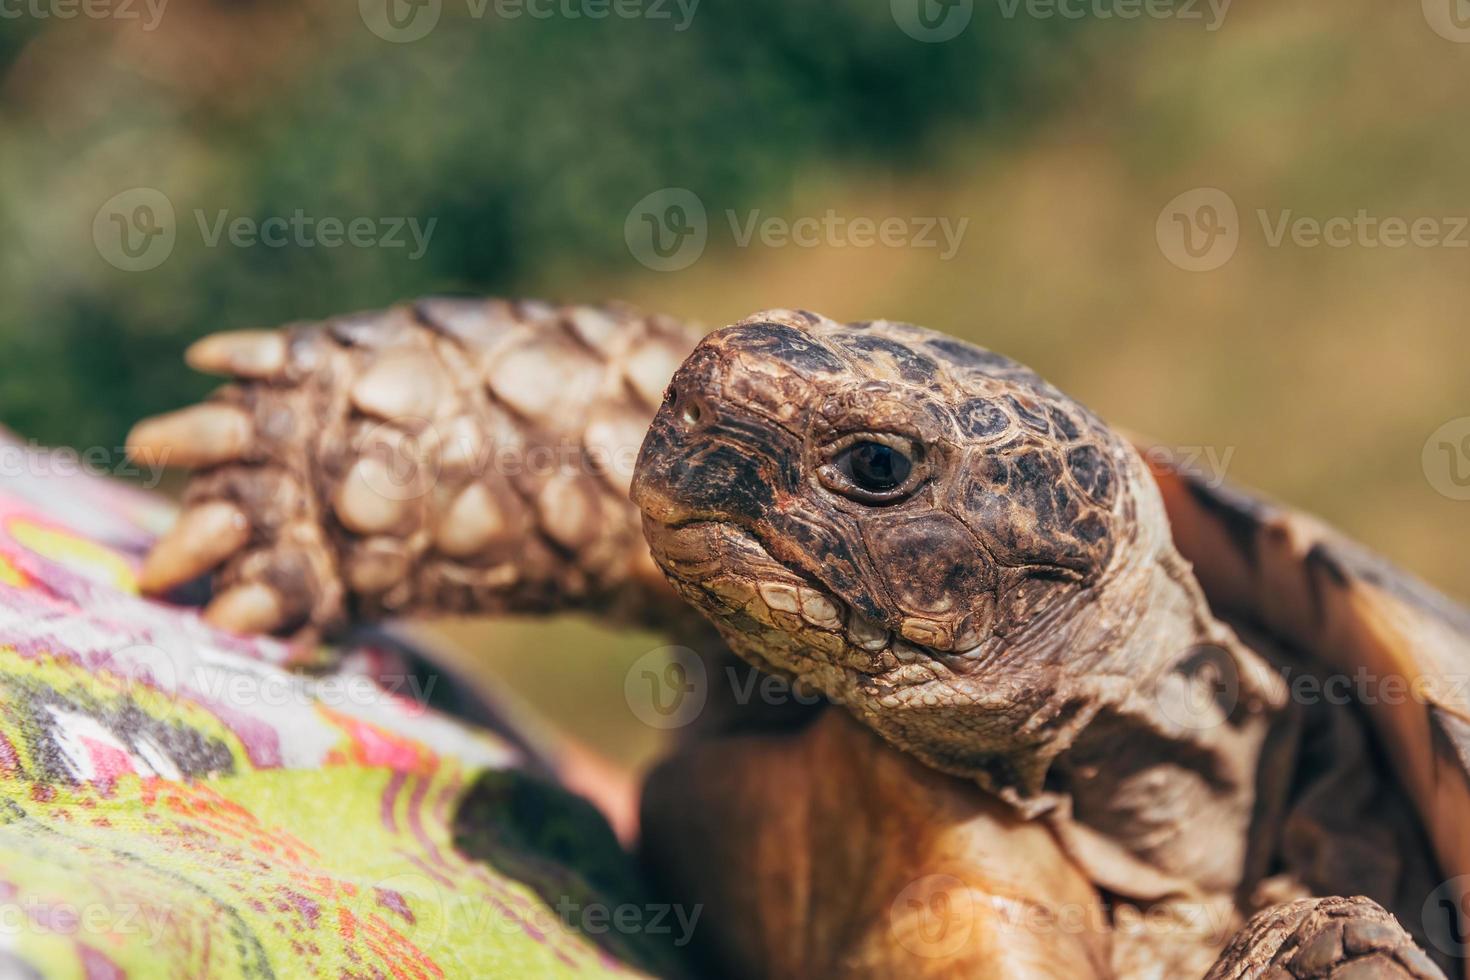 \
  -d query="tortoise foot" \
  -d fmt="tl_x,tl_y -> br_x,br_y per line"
126,299 -> 697,638
1205,896 -> 1445,980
